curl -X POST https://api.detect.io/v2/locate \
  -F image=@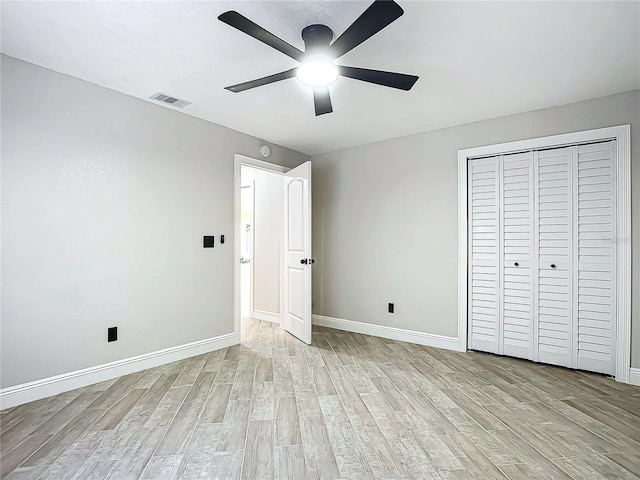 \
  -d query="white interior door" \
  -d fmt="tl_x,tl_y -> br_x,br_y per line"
283,161 -> 312,344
